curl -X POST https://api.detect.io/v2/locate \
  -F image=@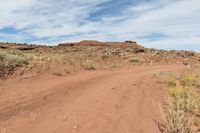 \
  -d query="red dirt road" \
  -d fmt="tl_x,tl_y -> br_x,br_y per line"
0,65 -> 180,133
